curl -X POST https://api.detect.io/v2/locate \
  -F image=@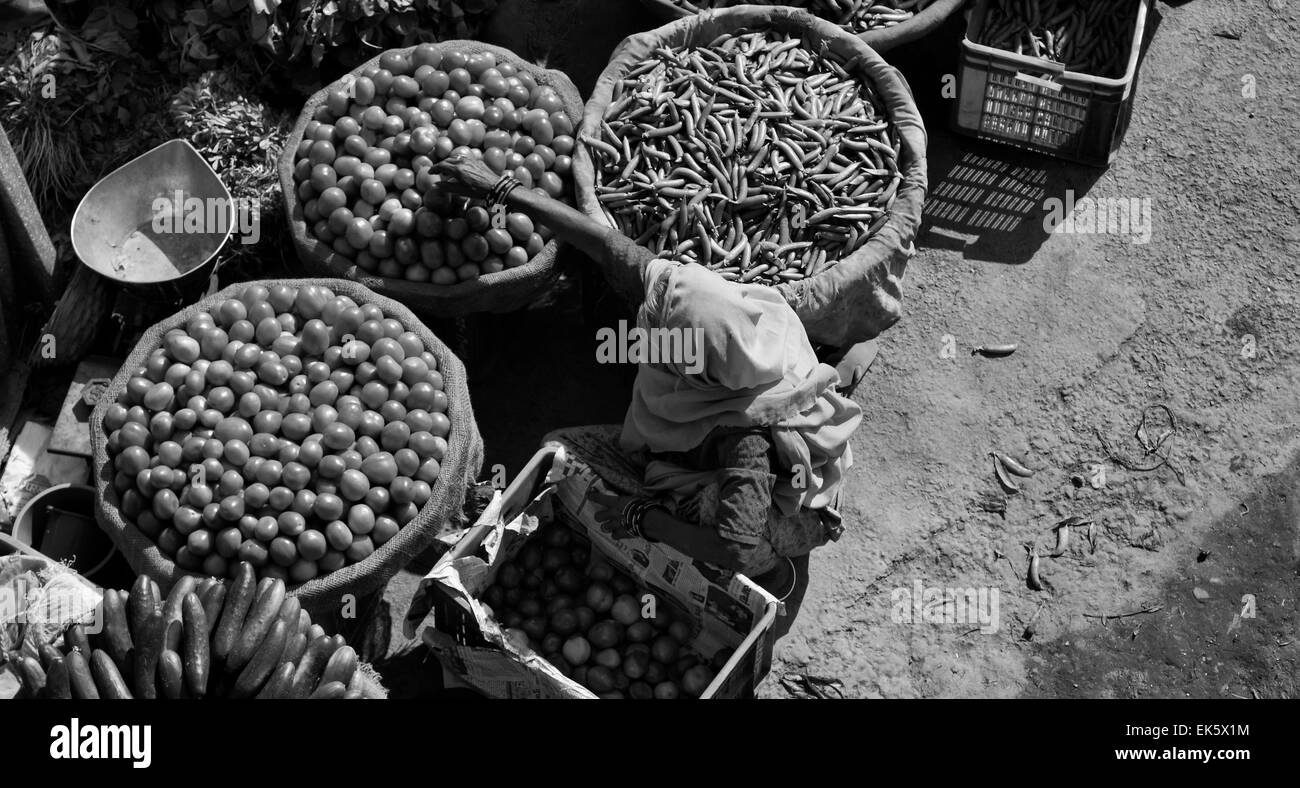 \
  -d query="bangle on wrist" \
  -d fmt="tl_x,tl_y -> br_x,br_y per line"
489,174 -> 522,210
620,498 -> 662,541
